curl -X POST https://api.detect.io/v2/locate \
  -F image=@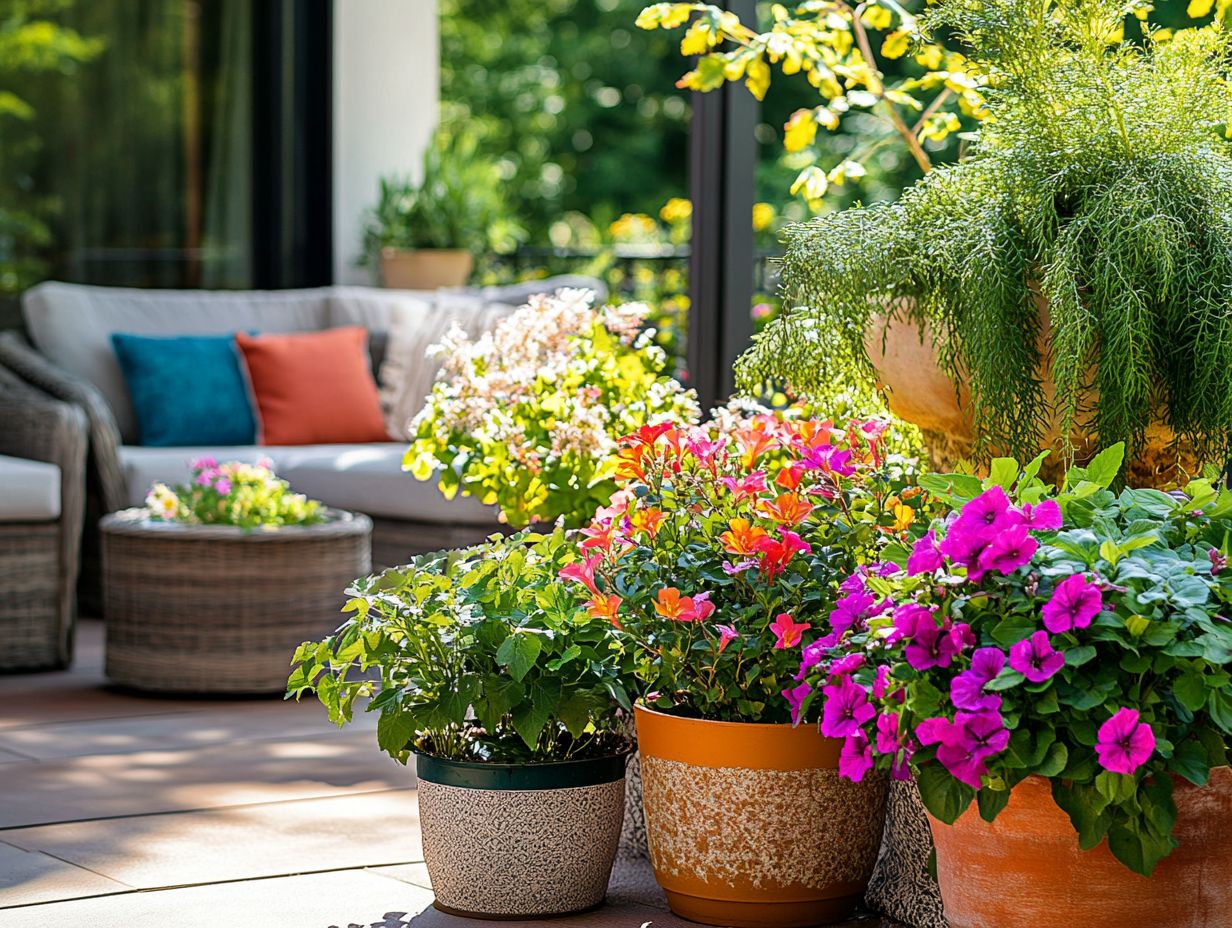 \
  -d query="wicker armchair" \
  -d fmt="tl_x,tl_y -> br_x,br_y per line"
0,364 -> 87,670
